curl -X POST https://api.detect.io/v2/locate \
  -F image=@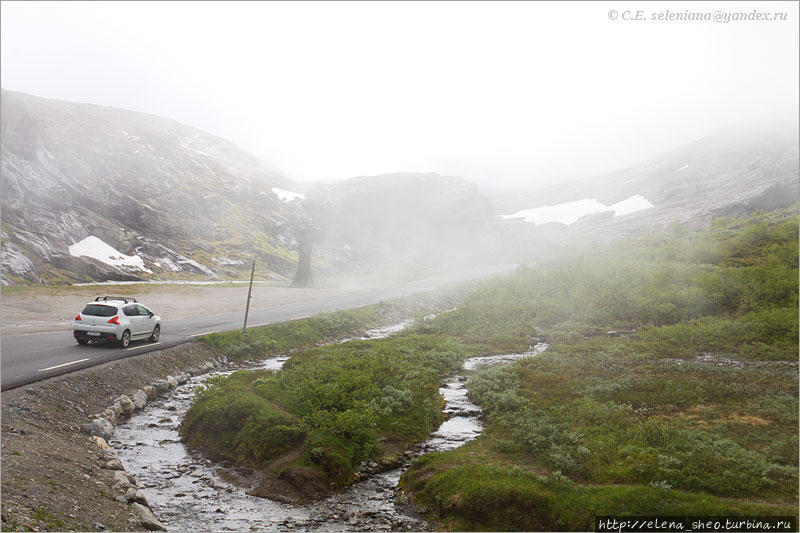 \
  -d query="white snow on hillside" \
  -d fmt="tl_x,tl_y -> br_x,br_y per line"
608,195 -> 654,216
271,187 -> 305,203
501,199 -> 609,225
502,195 -> 654,225
68,236 -> 152,273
